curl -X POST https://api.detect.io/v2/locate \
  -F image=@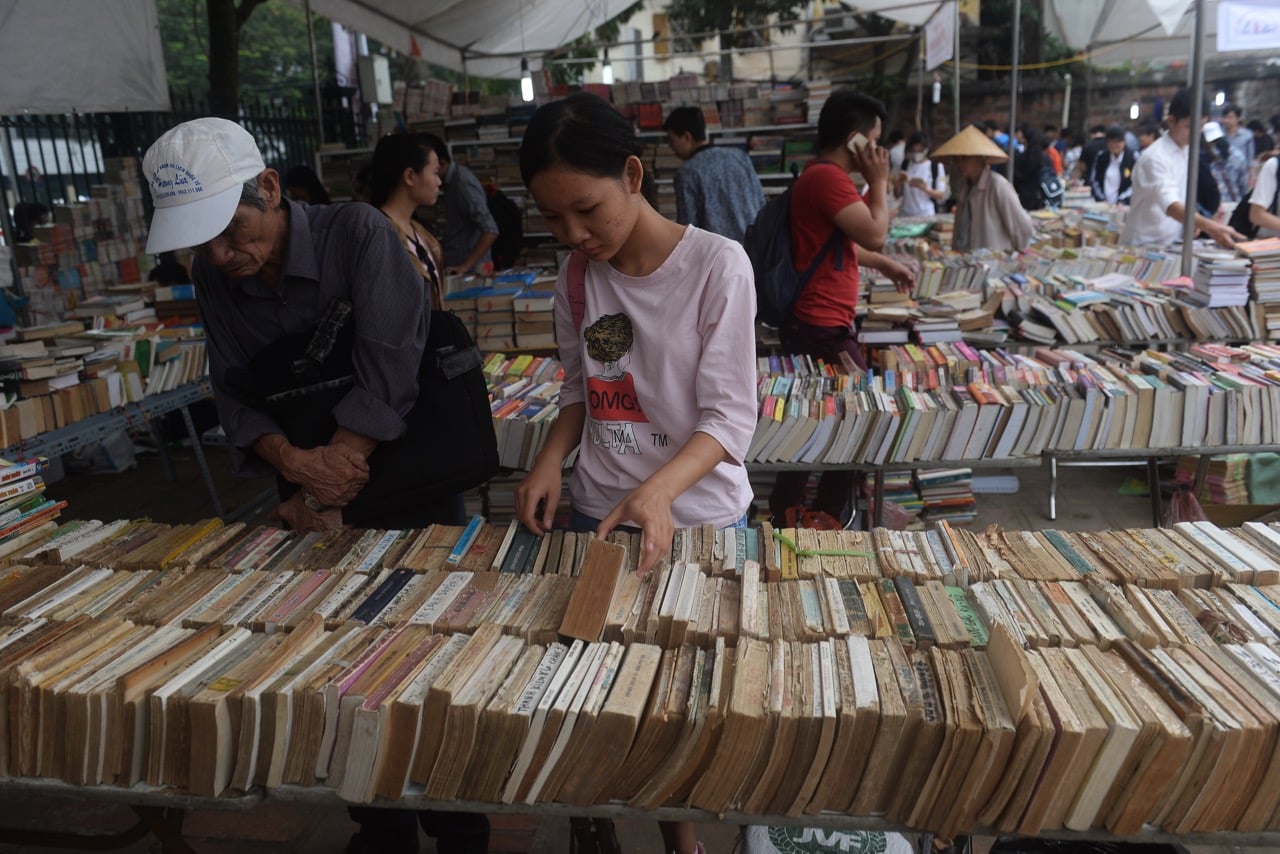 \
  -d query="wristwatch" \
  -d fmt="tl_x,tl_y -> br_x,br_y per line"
302,492 -> 324,512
